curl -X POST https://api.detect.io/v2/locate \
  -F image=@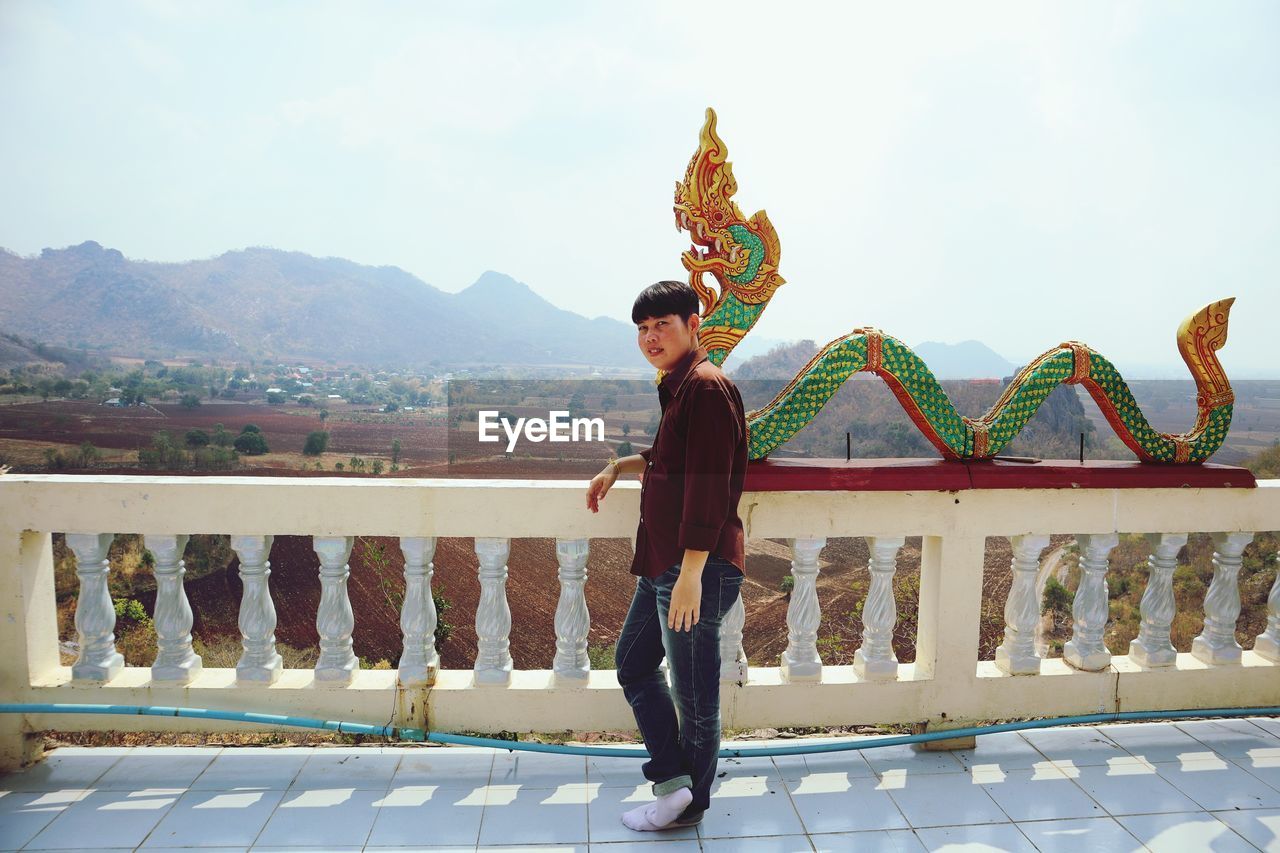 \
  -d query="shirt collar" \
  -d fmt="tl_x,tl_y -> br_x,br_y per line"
656,344 -> 708,392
